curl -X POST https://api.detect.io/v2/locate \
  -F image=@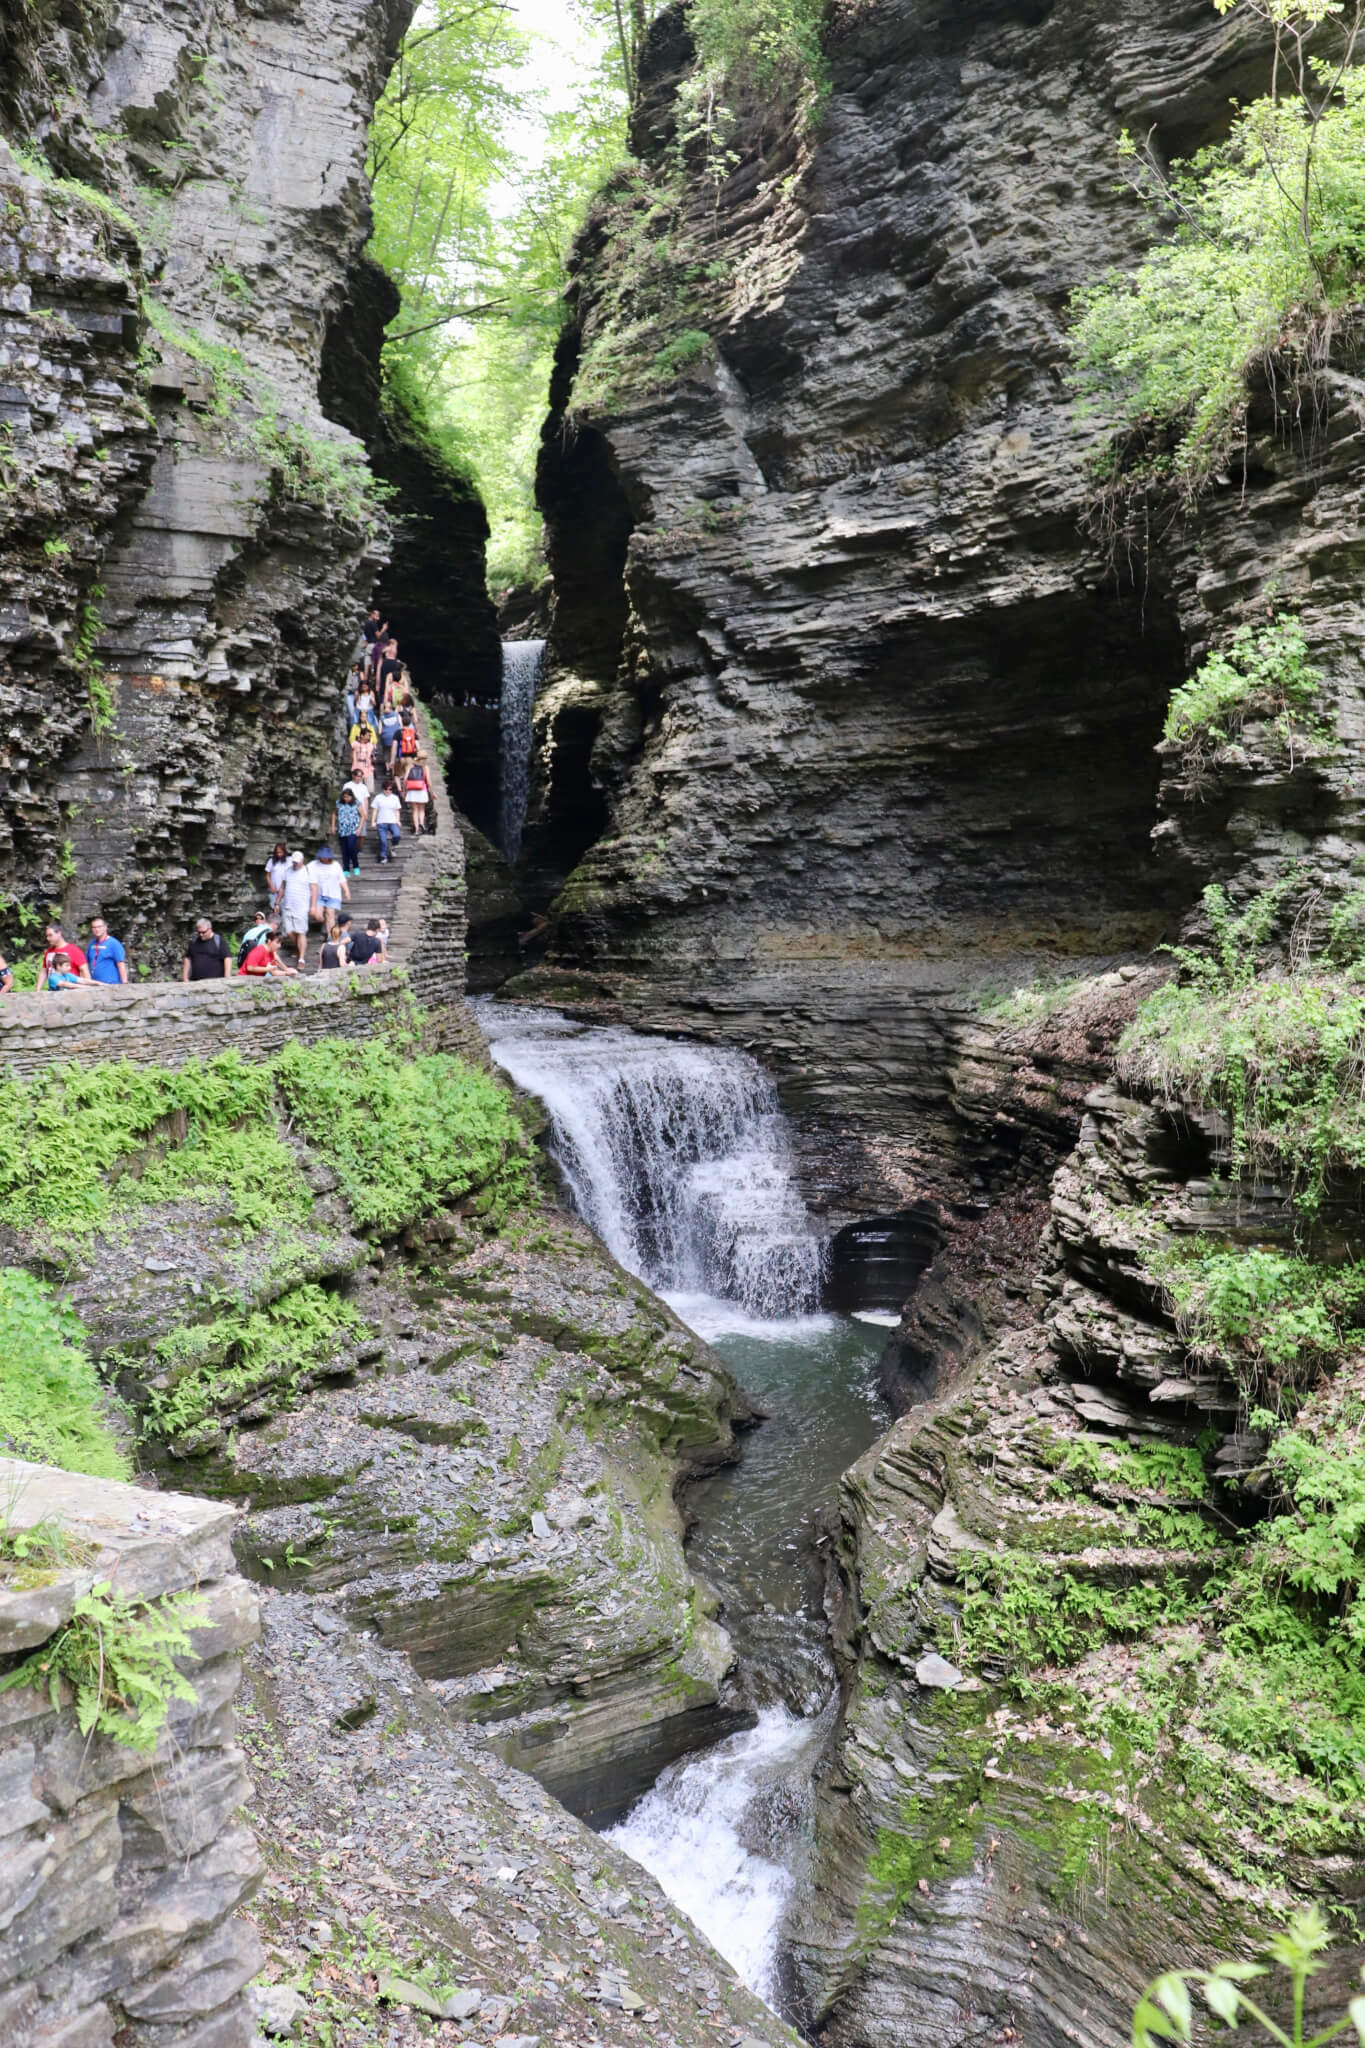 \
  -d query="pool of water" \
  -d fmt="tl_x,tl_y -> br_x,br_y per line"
666,1293 -> 890,1617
